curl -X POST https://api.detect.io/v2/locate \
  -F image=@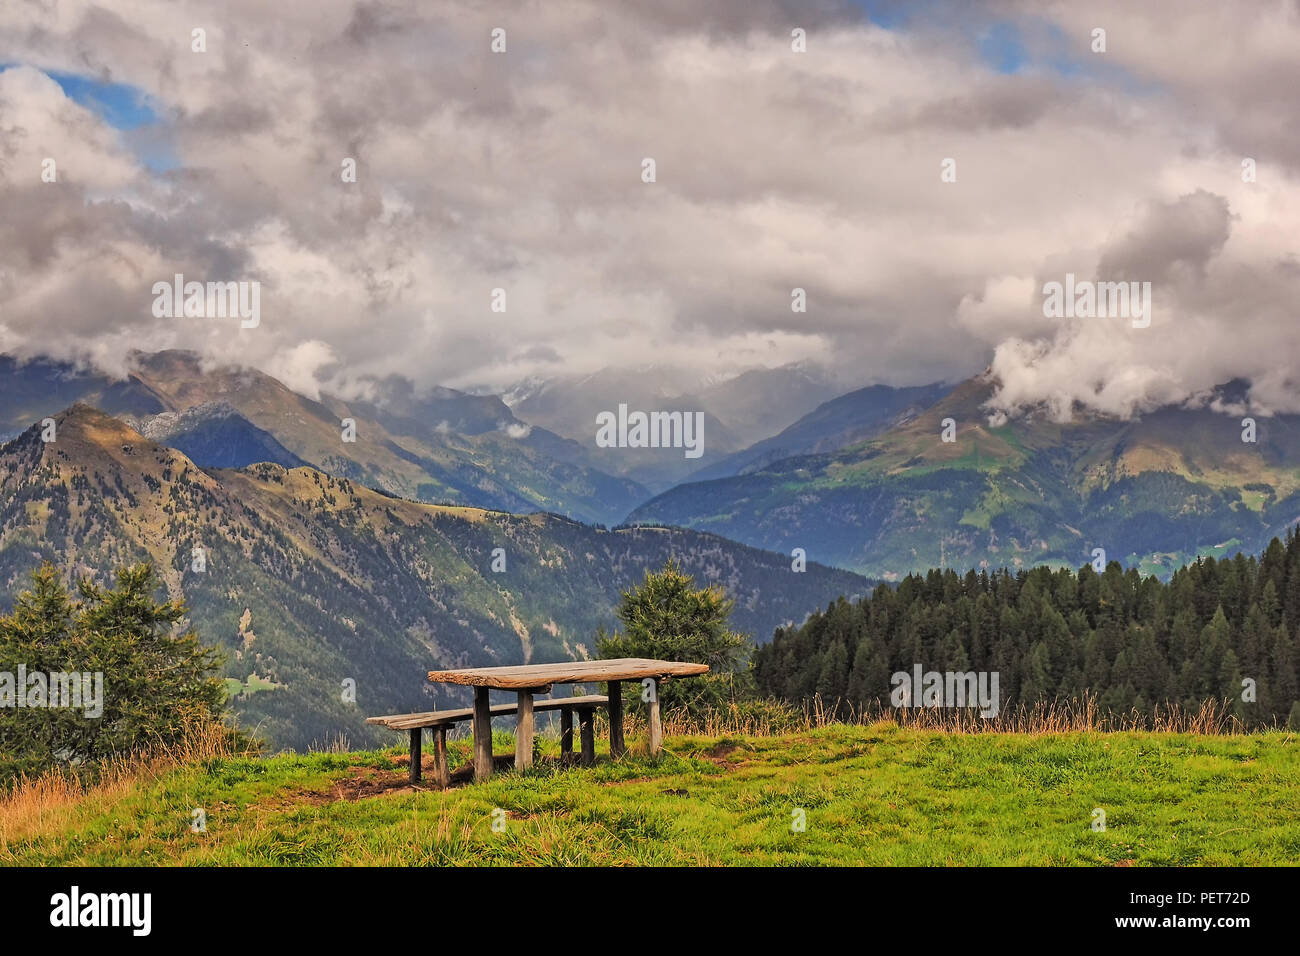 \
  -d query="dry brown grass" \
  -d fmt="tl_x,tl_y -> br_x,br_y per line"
0,717 -> 250,850
647,694 -> 1251,738
847,695 -> 1243,735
